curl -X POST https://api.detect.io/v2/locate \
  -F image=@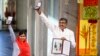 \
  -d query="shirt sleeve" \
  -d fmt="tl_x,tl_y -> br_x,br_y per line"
70,31 -> 76,48
8,25 -> 16,42
12,42 -> 20,56
39,12 -> 55,32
